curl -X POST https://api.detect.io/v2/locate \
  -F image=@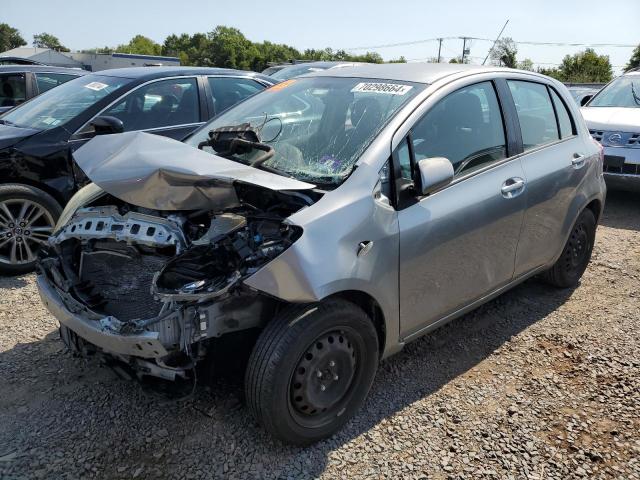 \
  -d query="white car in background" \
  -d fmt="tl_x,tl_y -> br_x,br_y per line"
581,69 -> 640,191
